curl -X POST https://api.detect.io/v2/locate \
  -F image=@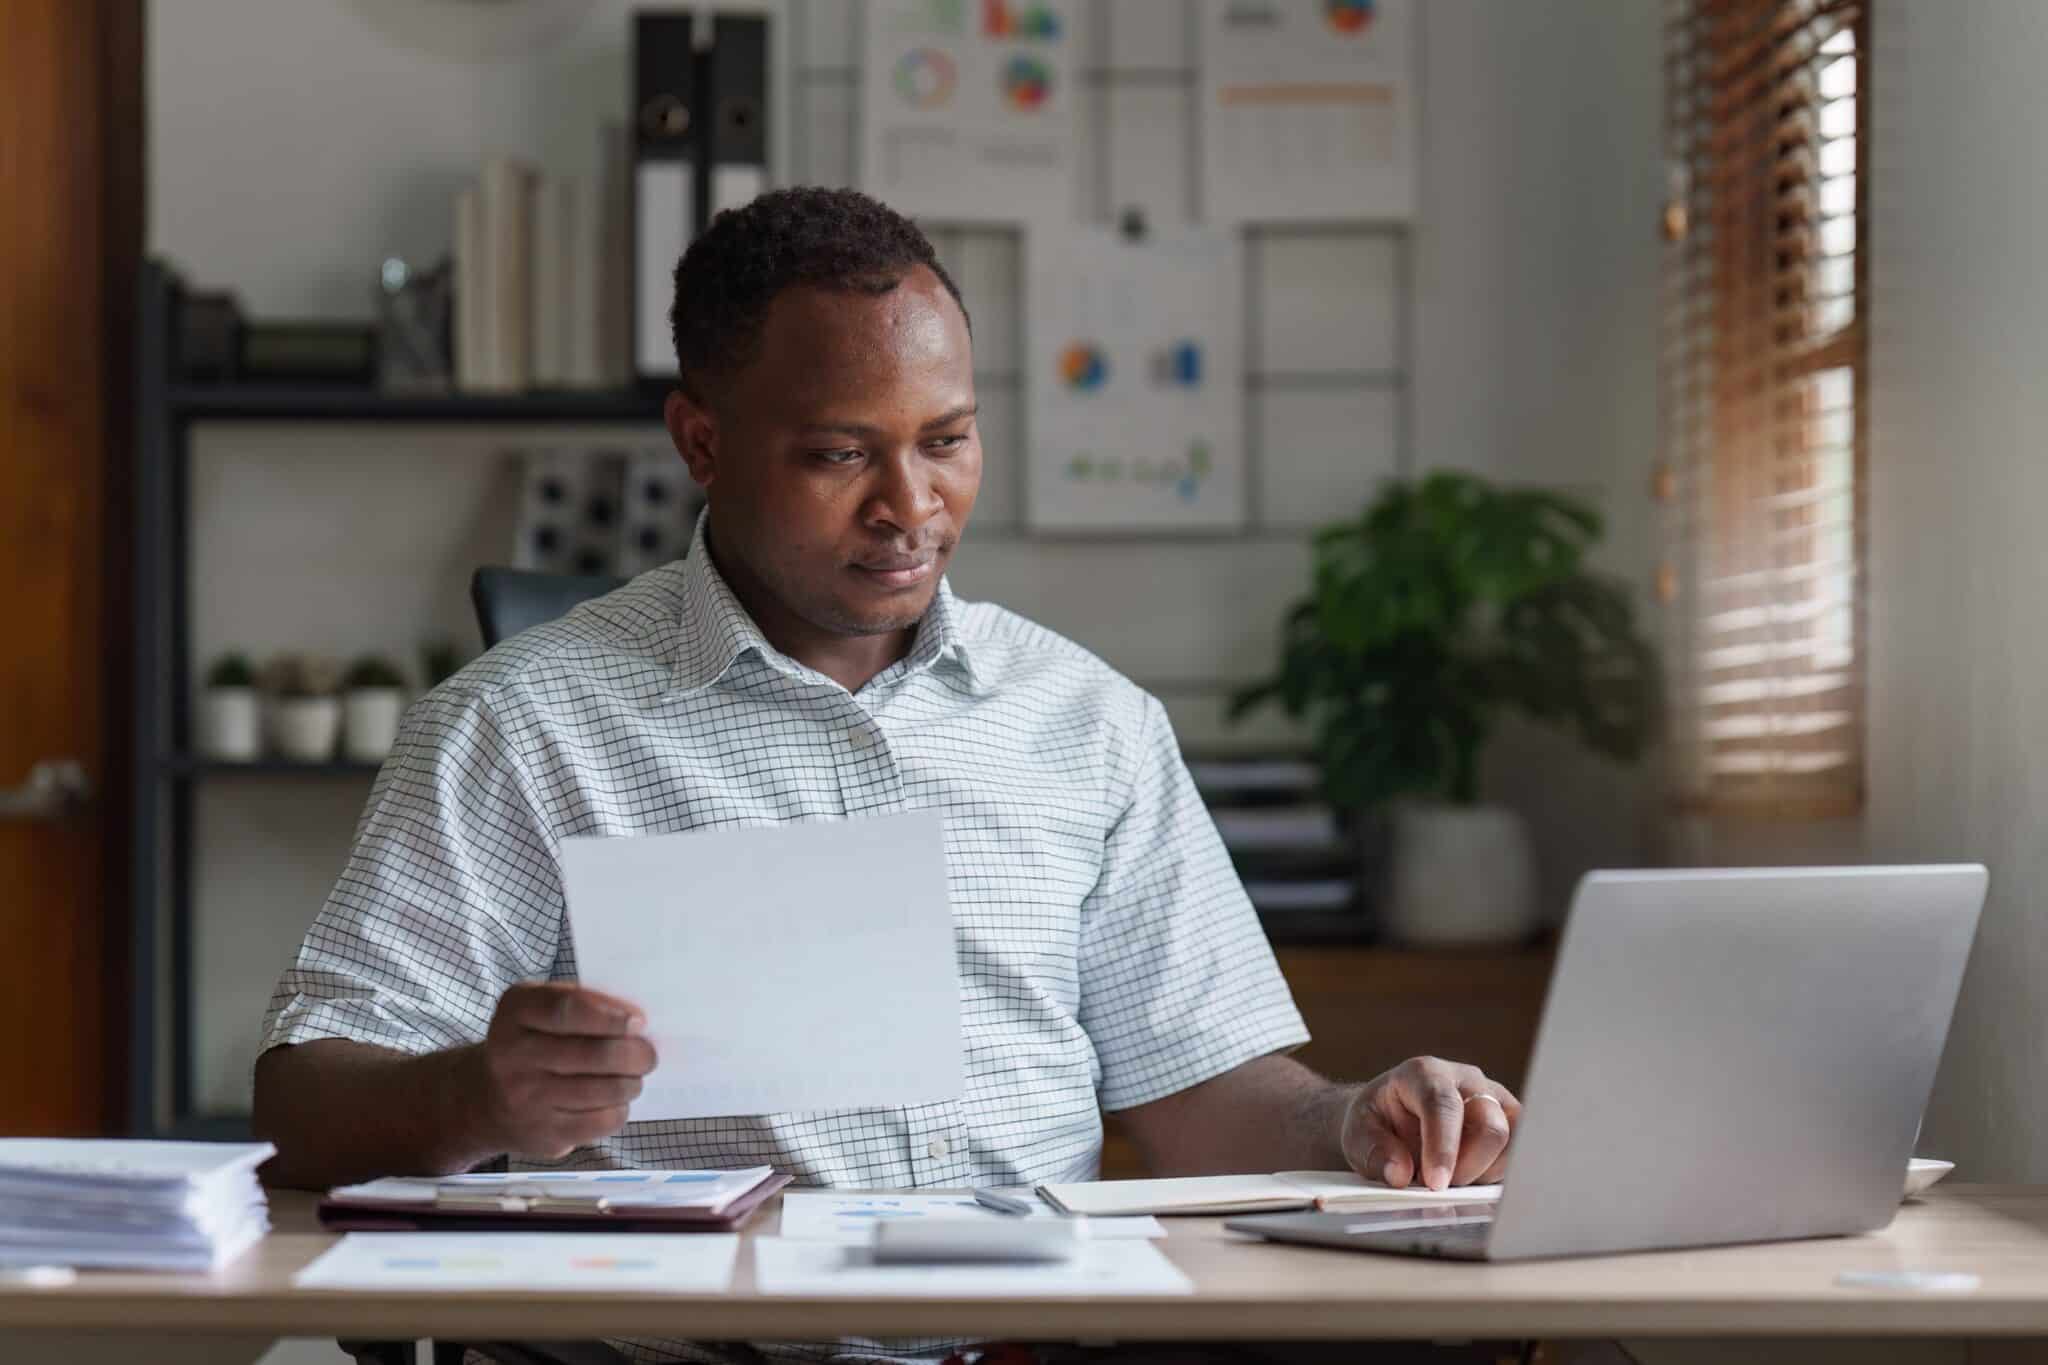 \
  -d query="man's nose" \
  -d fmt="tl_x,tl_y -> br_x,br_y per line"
867,450 -> 943,531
